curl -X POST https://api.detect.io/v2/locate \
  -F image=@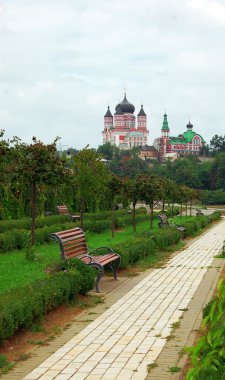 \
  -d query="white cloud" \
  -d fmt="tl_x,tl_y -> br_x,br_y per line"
0,0 -> 224,148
